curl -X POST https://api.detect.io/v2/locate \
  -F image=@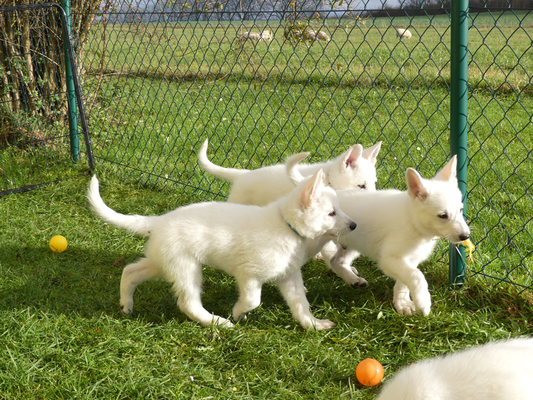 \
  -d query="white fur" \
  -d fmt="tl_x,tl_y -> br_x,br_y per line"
305,30 -> 330,42
304,30 -> 316,41
238,31 -> 260,41
197,139 -> 382,206
260,29 -> 273,41
286,152 -> 367,287
238,30 -> 272,42
288,155 -> 470,314
396,28 -> 412,39
87,170 -> 355,330
332,156 -> 470,315
316,30 -> 330,41
377,338 -> 533,400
